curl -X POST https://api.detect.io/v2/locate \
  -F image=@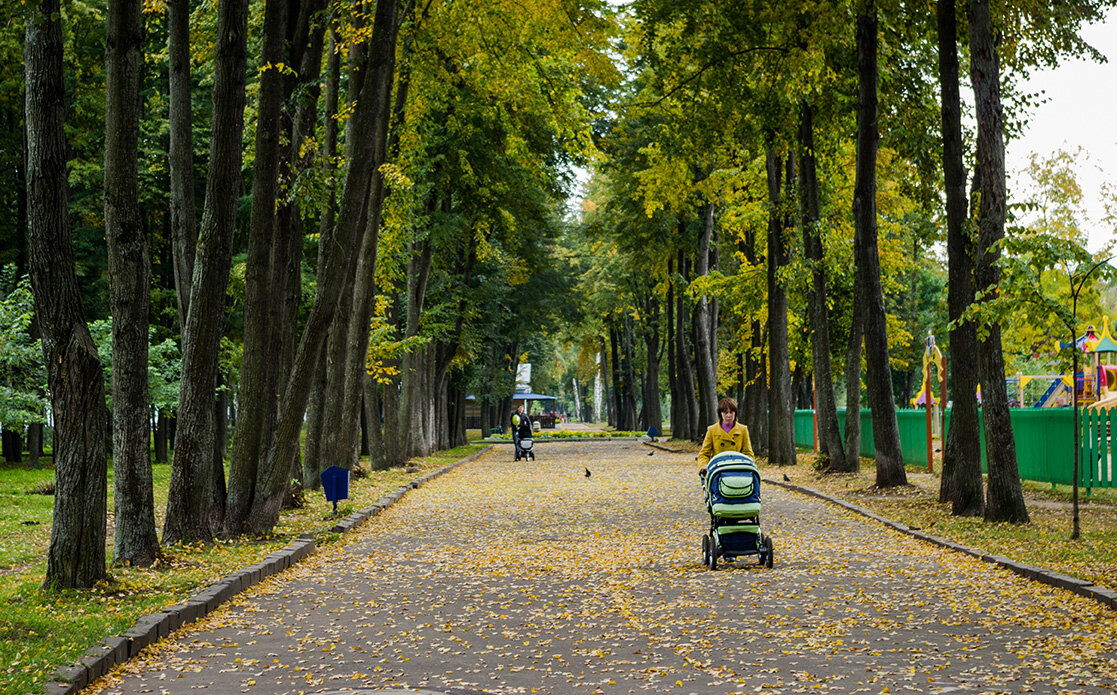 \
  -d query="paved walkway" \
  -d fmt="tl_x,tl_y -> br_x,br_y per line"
90,442 -> 1117,694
